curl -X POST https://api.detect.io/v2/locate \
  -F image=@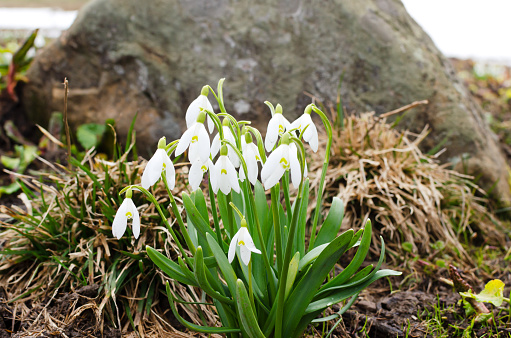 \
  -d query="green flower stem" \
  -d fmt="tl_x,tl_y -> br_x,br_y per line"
206,78 -> 227,115
222,139 -> 276,299
162,173 -> 196,256
164,140 -> 179,153
248,260 -> 254,307
271,184 -> 283,273
275,181 -> 304,338
121,185 -> 192,267
308,105 -> 333,250
275,138 -> 307,338
225,193 -> 235,238
243,179 -> 277,301
208,177 -> 224,246
282,172 -> 292,225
